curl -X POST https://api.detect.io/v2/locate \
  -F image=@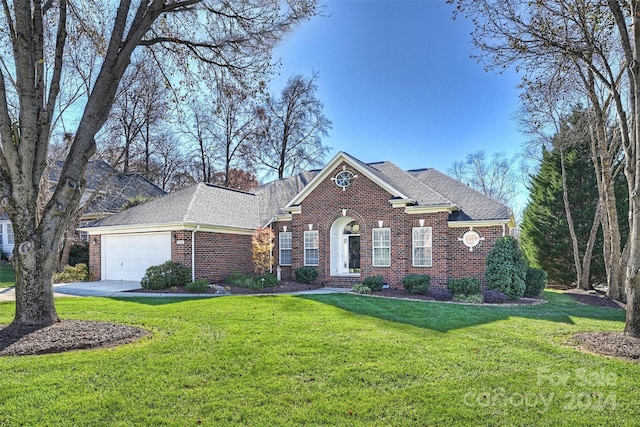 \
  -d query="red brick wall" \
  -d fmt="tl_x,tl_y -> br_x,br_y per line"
270,162 -> 508,288
88,230 -> 254,283
88,235 -> 101,280
447,226 -> 507,286
88,163 -> 509,287
171,230 -> 254,282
